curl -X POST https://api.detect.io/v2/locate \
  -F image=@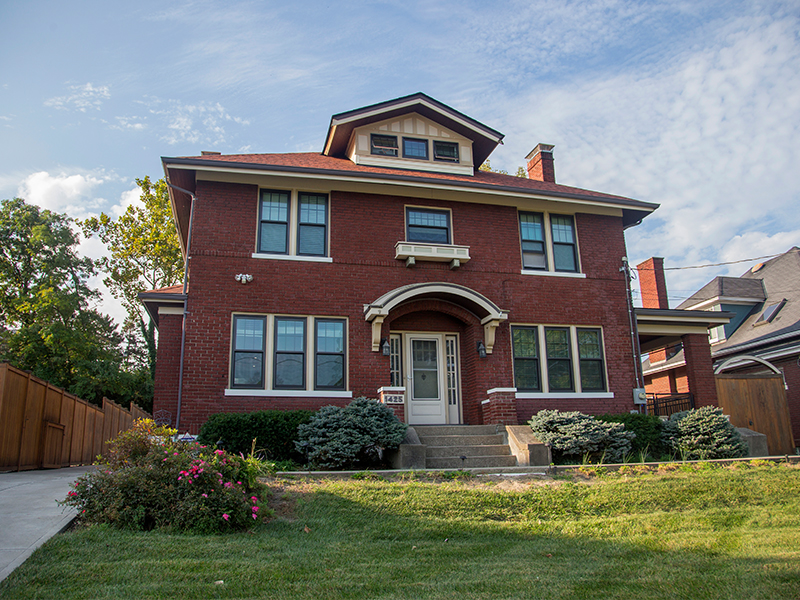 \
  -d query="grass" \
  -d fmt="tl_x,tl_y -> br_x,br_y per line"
2,462 -> 799,599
